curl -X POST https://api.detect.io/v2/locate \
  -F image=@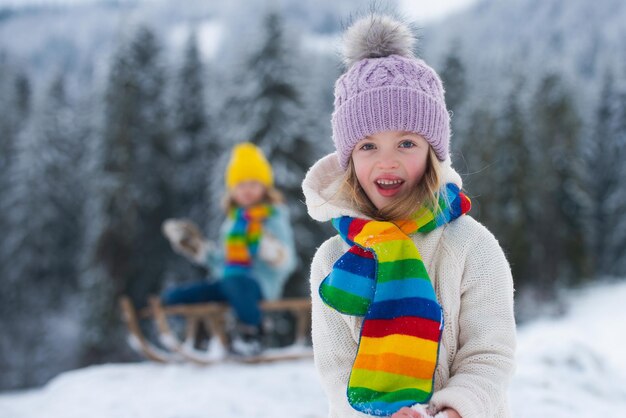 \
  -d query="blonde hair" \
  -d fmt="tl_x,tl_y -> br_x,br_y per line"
222,186 -> 285,212
339,147 -> 444,221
